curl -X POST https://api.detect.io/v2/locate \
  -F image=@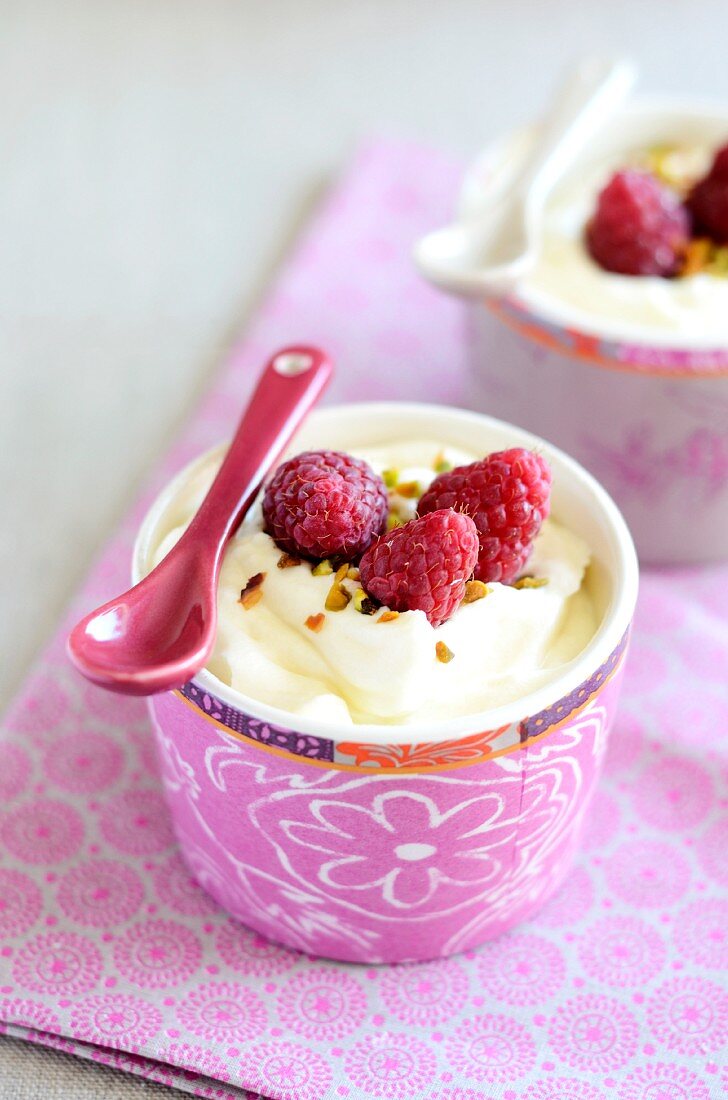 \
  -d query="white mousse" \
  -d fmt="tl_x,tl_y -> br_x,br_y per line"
523,143 -> 728,341
152,441 -> 596,726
